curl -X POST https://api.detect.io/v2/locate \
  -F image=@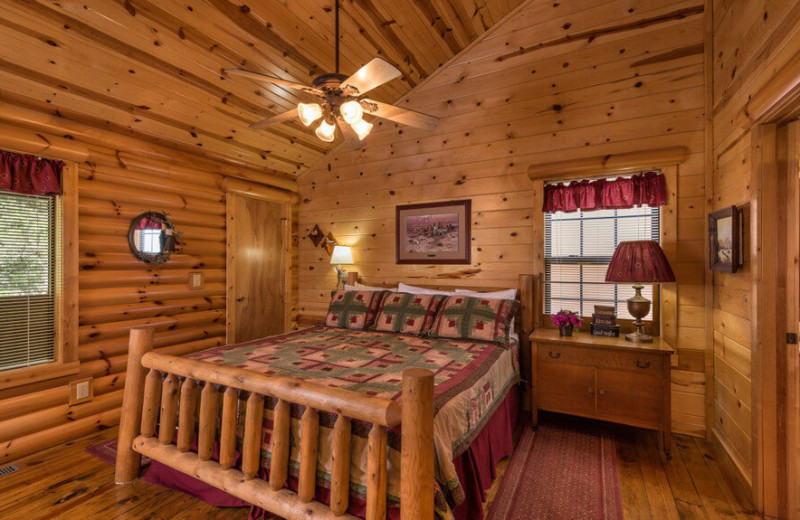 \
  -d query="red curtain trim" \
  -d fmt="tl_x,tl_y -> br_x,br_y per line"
542,171 -> 666,213
0,151 -> 62,196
